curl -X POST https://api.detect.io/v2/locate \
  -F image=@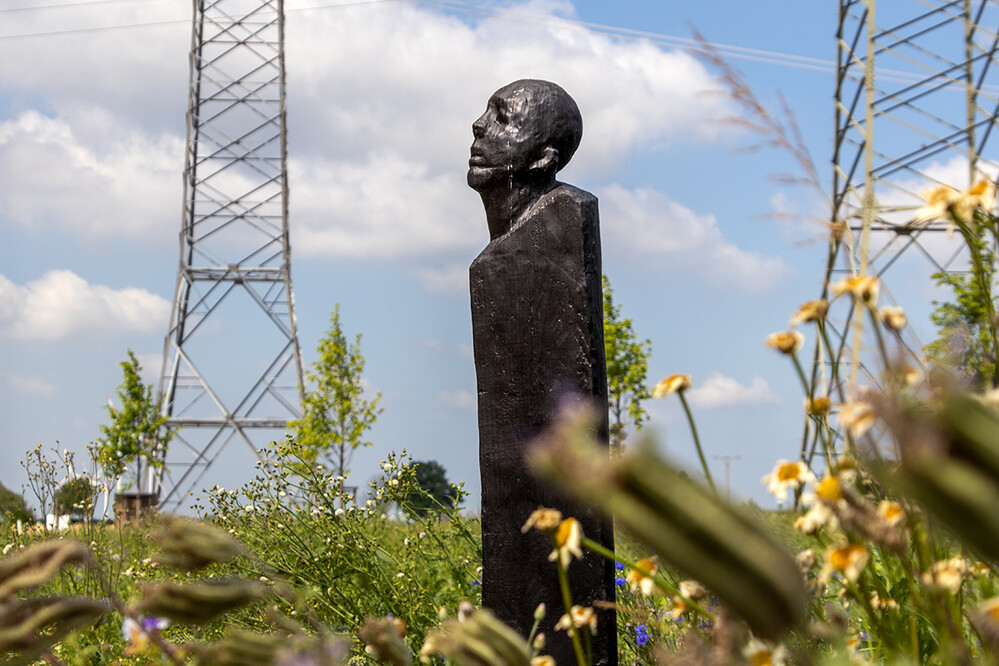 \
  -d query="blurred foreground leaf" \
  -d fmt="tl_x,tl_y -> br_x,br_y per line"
529,406 -> 806,640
